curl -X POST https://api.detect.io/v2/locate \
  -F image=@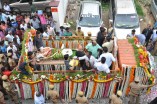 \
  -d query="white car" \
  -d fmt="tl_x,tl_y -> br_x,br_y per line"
76,1 -> 103,36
